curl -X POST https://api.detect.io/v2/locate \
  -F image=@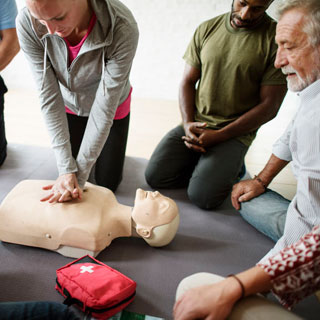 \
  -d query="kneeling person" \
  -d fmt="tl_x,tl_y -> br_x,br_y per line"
231,0 -> 320,258
145,0 -> 286,210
